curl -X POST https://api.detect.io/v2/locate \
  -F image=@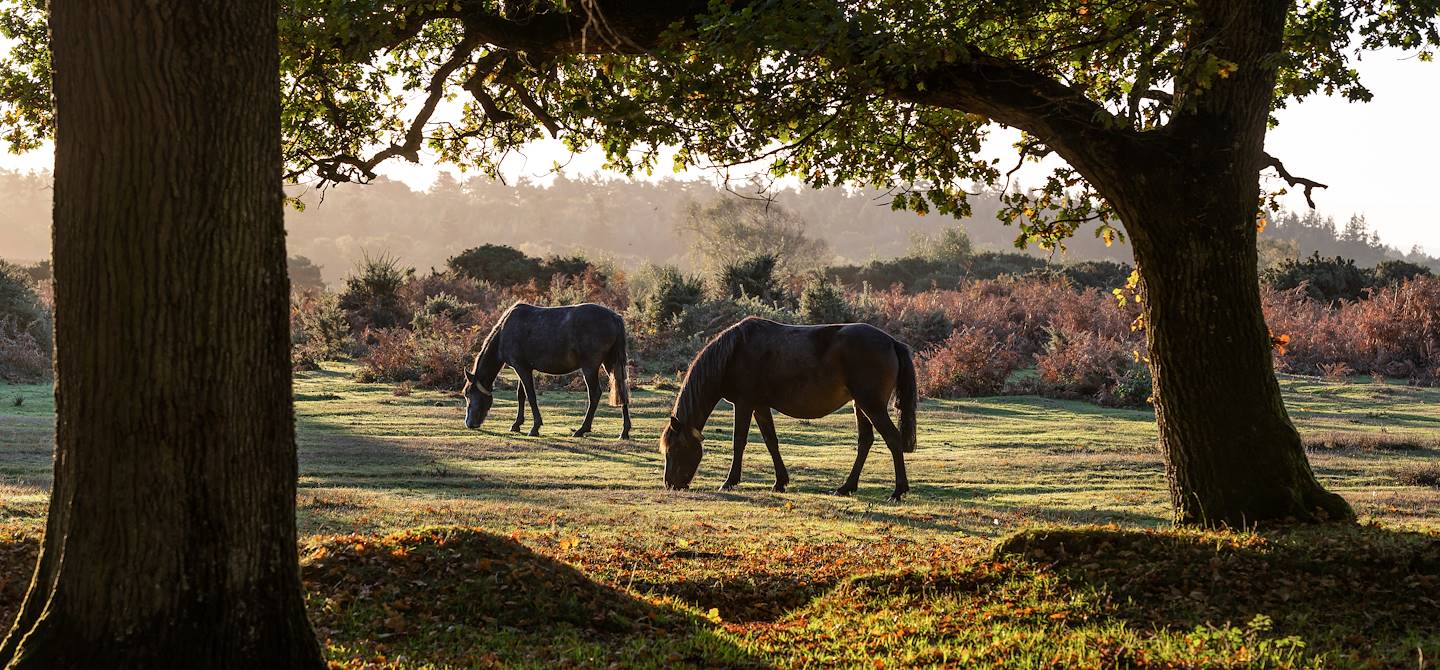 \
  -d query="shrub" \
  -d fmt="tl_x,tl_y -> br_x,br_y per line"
1035,328 -> 1128,397
0,315 -> 48,382
917,328 -> 1018,398
339,251 -> 413,331
628,264 -> 703,334
1103,366 -> 1153,408
413,316 -> 484,389
798,275 -> 855,324
1059,260 -> 1134,290
545,266 -> 627,308
288,255 -> 326,292
411,292 -> 475,331
1262,253 -> 1371,304
291,290 -> 352,368
446,244 -> 544,286
716,253 -> 789,305
356,328 -> 421,383
1370,259 -> 1432,287
0,260 -> 51,355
